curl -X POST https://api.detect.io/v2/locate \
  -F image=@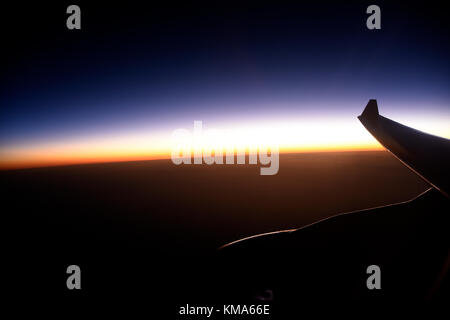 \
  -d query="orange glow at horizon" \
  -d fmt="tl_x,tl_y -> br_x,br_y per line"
0,145 -> 383,170
1,115 -> 448,170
